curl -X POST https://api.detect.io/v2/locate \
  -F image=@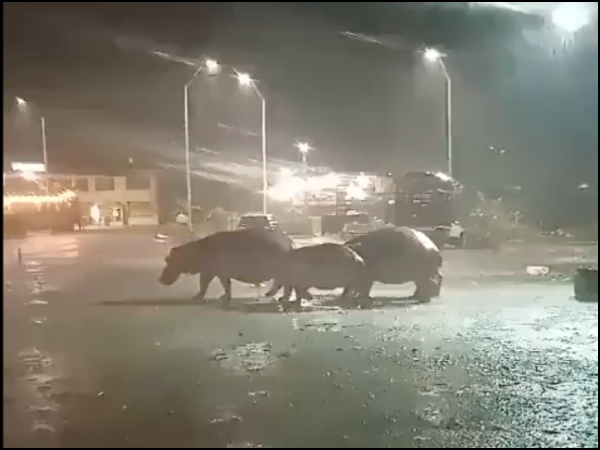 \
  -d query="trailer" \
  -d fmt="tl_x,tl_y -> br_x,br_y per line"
385,171 -> 465,248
